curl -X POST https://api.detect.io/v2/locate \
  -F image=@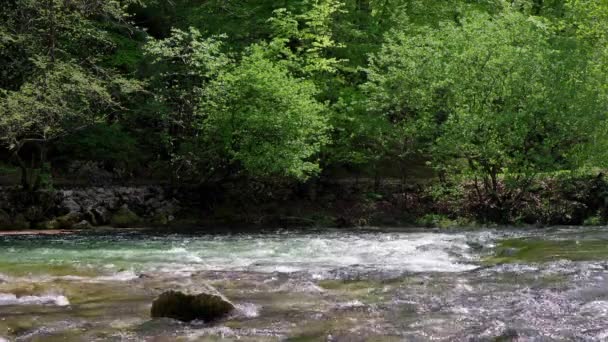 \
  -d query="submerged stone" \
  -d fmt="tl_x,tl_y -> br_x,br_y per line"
150,290 -> 234,322
486,238 -> 608,264
136,317 -> 183,336
493,328 -> 518,341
